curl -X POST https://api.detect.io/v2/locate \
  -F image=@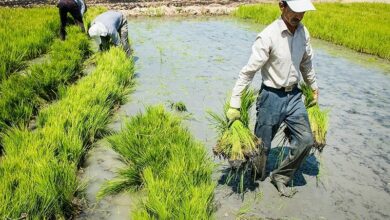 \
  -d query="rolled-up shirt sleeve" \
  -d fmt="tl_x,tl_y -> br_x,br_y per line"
300,32 -> 318,90
230,35 -> 270,108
